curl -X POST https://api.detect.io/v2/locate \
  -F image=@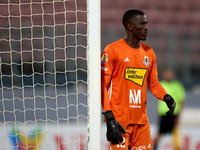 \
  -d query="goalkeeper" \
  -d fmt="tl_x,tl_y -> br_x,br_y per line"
101,9 -> 176,150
